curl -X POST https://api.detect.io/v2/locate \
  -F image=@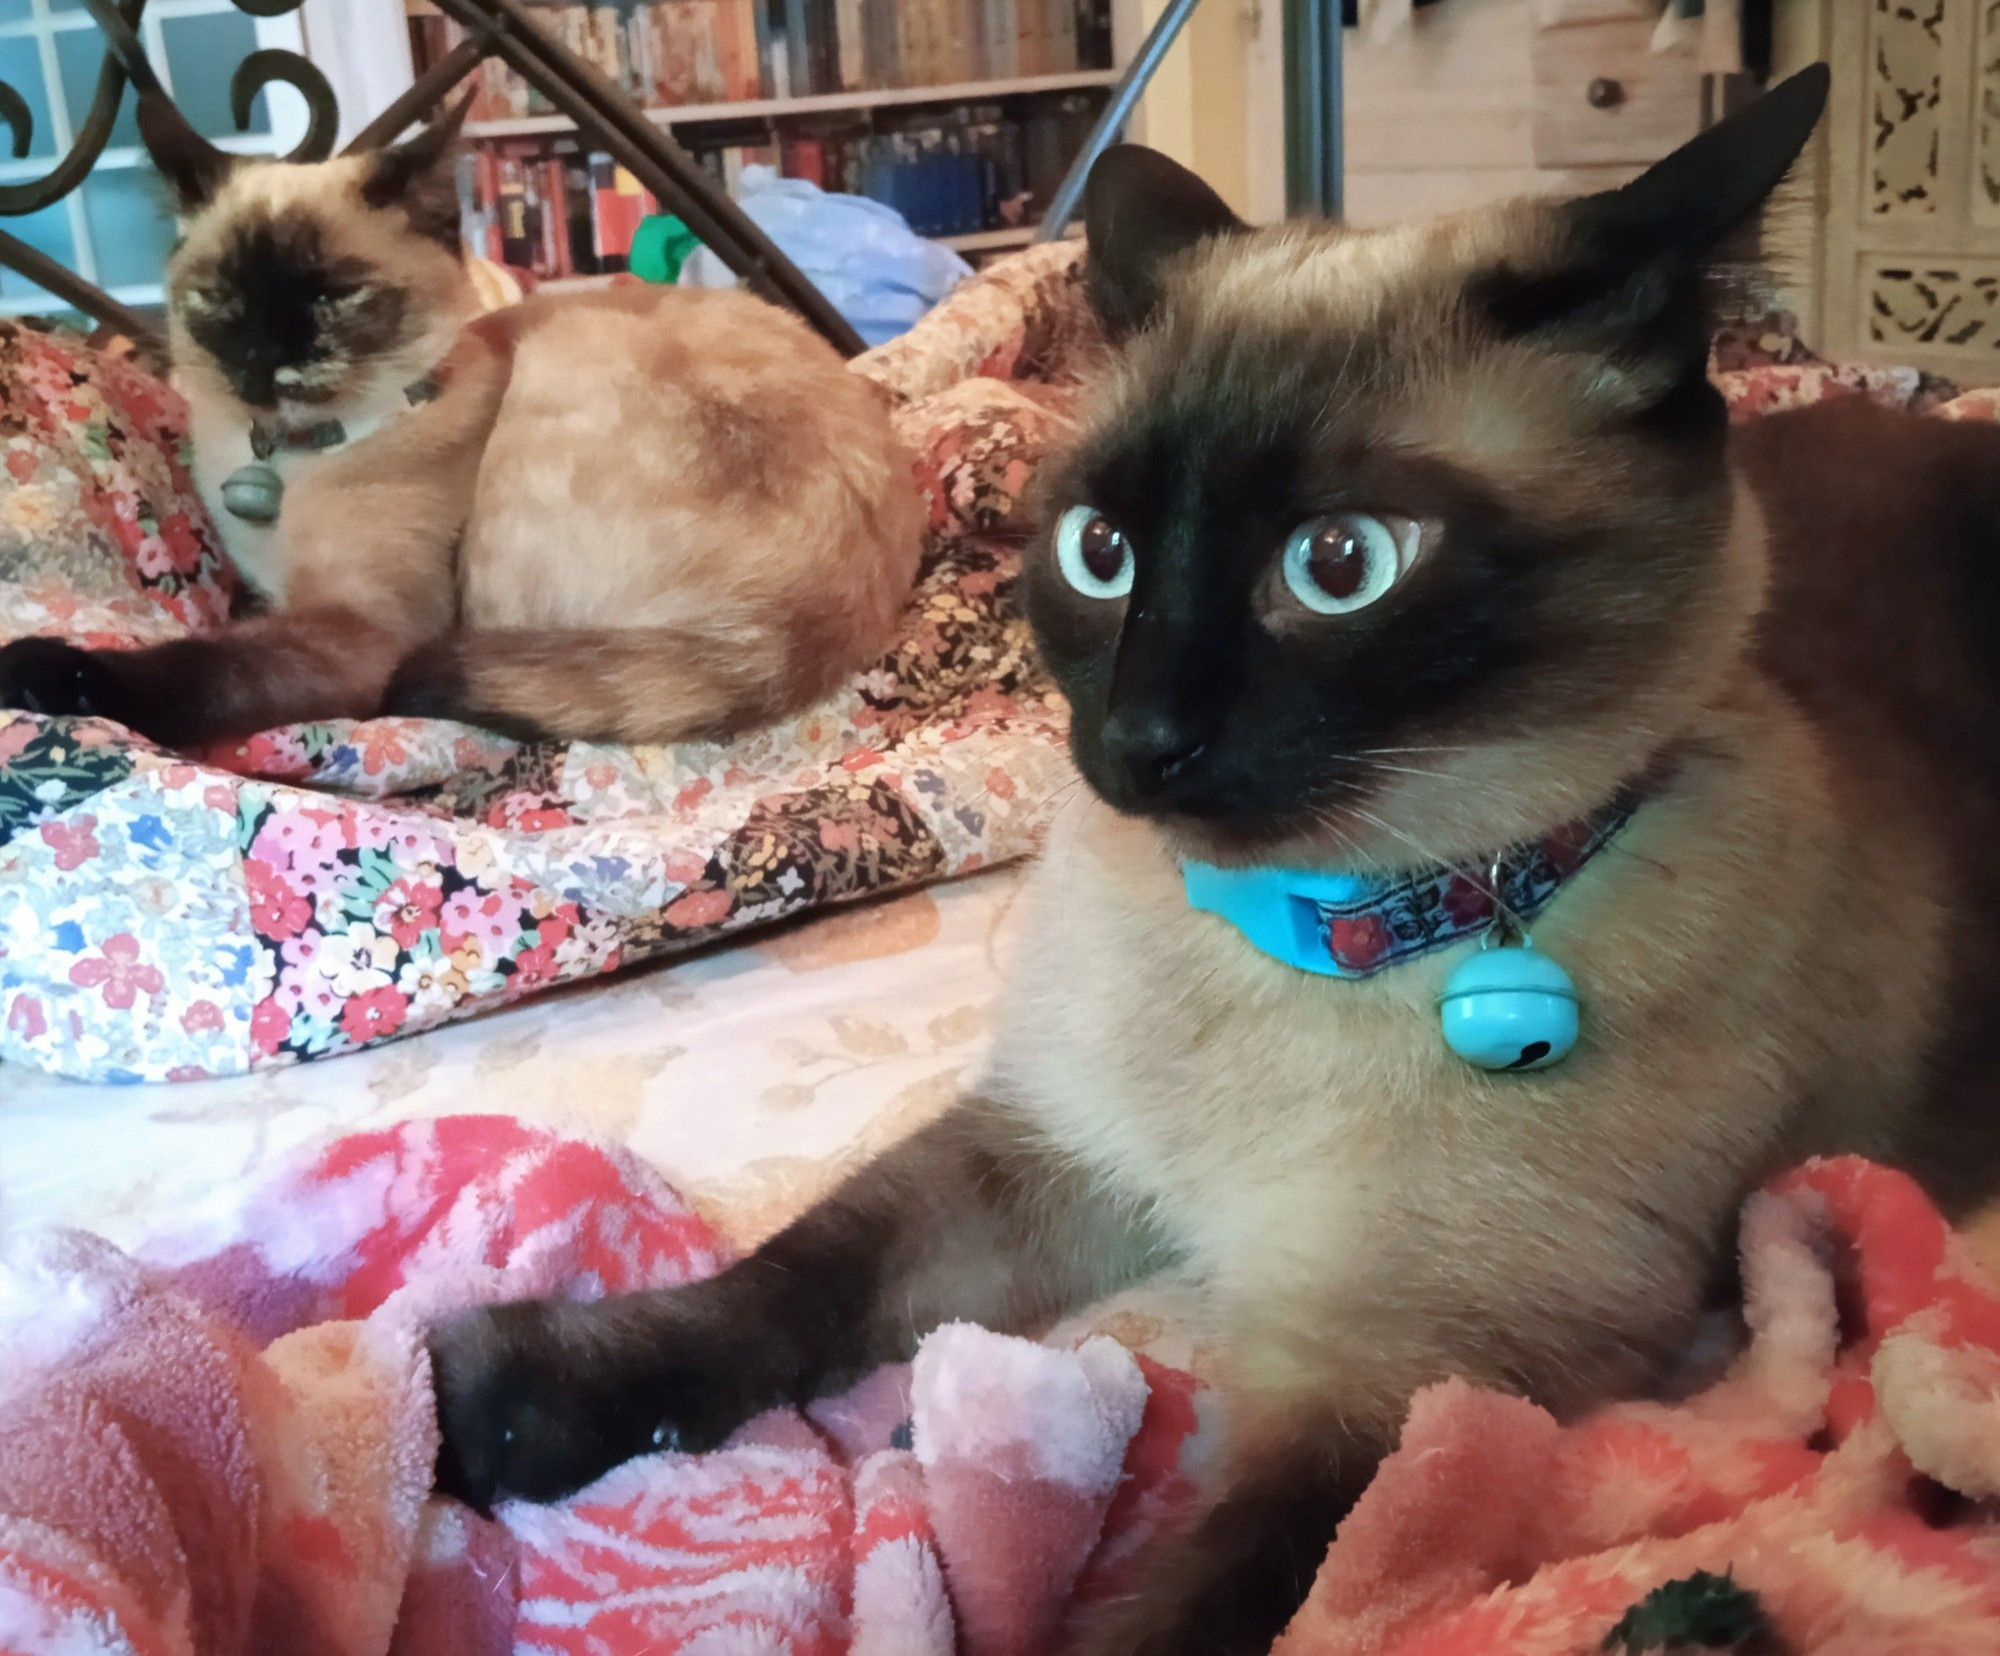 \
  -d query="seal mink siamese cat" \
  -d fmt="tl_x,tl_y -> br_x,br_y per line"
0,95 -> 921,749
429,68 -> 2000,1652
